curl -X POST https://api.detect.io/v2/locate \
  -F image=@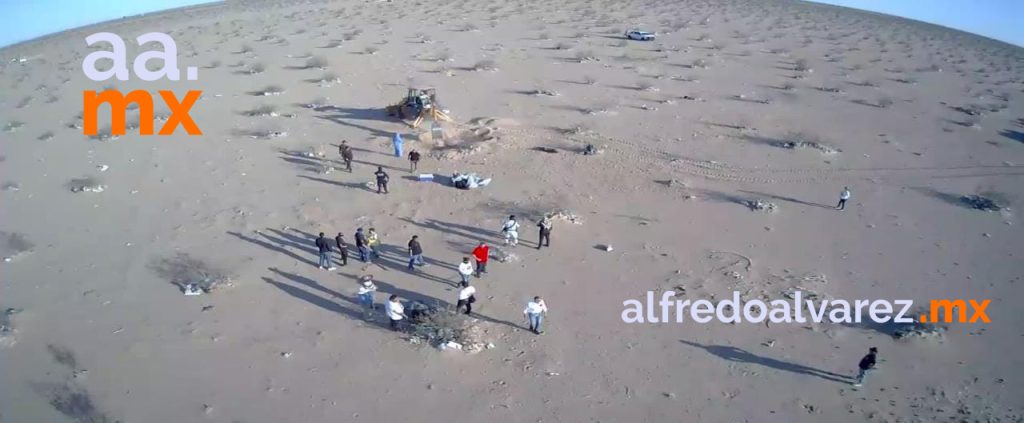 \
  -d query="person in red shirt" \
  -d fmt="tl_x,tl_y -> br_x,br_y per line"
472,242 -> 489,277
